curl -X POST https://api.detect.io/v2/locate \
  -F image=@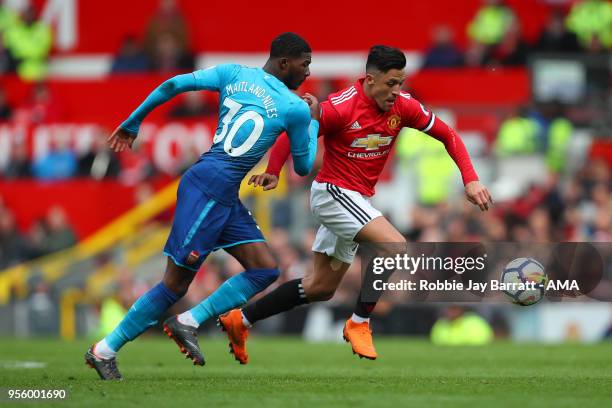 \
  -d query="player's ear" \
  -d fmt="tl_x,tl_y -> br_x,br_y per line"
365,72 -> 376,85
278,57 -> 289,70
